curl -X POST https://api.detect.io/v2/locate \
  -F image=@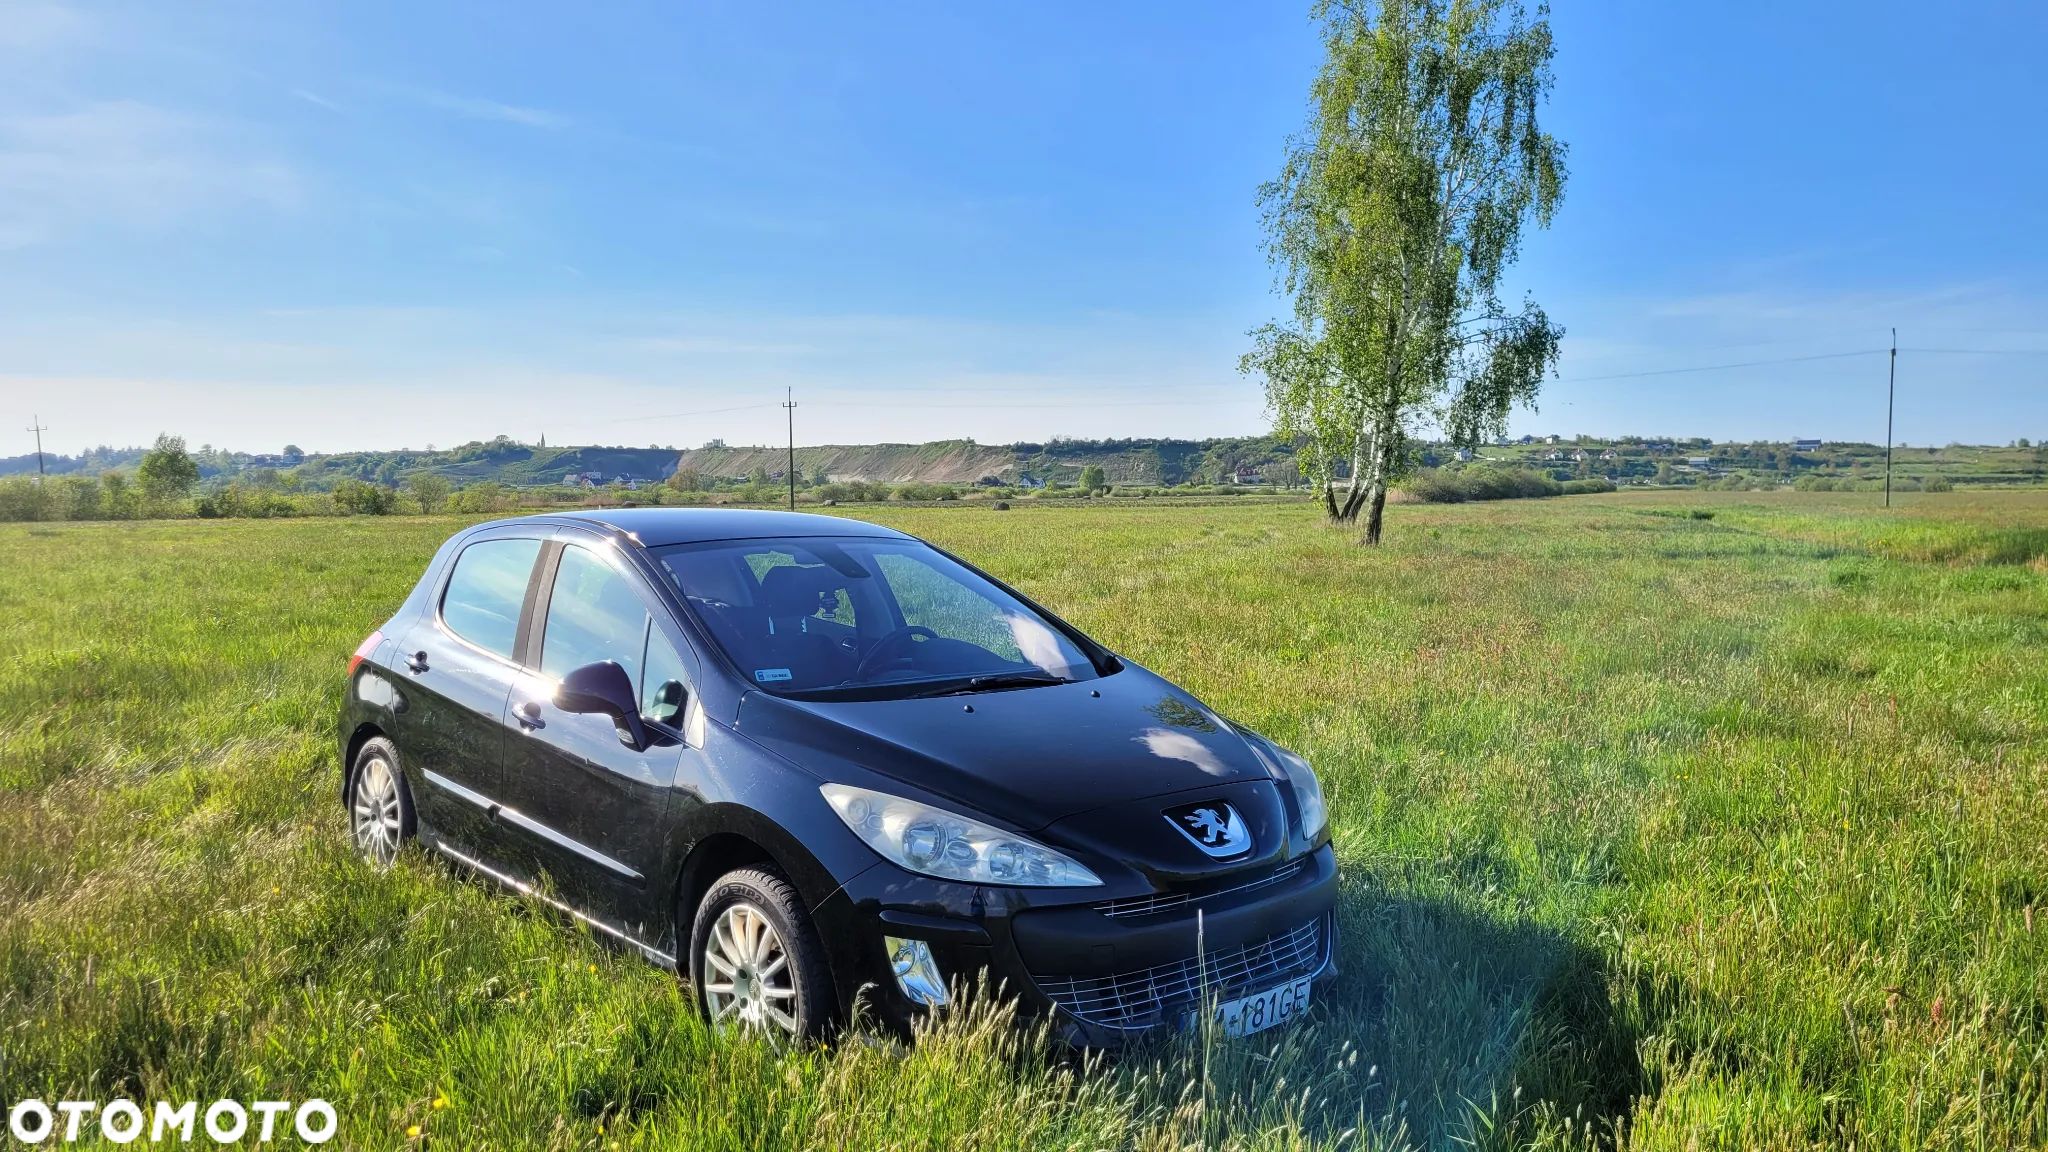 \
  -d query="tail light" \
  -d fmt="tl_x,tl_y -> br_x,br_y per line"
349,630 -> 385,678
